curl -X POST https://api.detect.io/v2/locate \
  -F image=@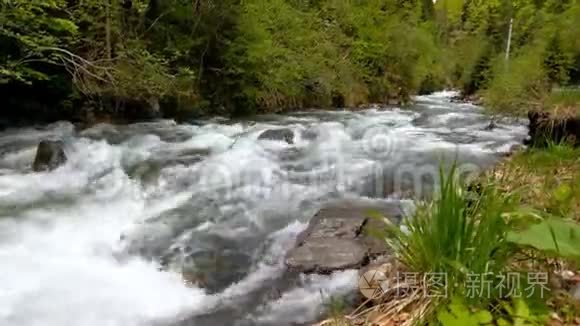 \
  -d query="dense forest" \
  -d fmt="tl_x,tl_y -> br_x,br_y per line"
1,0 -> 579,122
